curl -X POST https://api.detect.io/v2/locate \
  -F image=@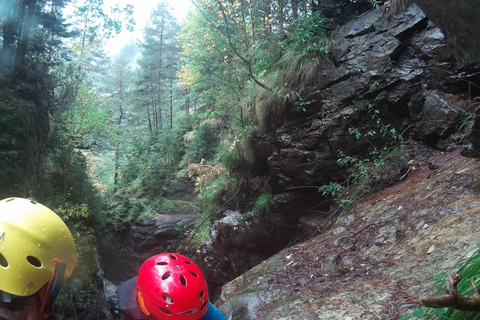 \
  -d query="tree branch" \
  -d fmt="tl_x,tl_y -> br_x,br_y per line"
214,0 -> 272,91
422,273 -> 480,311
